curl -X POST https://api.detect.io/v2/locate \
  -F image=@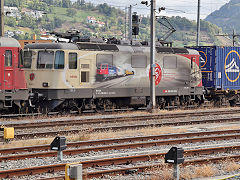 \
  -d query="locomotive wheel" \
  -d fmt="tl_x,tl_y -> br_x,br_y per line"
229,99 -> 237,107
175,96 -> 181,107
70,106 -> 82,114
213,97 -> 222,107
96,107 -> 105,114
133,106 -> 139,110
